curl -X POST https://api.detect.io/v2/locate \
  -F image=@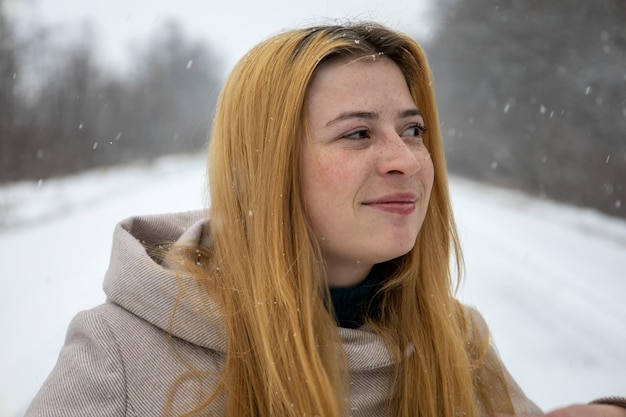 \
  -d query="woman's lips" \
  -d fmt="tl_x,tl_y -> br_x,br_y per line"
362,192 -> 417,215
